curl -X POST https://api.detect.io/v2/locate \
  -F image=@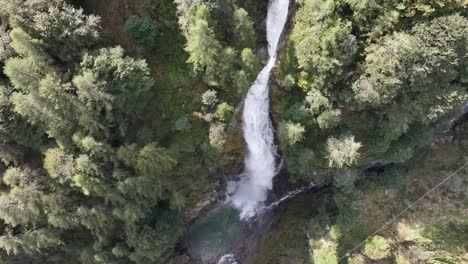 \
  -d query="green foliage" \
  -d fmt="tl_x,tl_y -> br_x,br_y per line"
232,8 -> 255,49
240,48 -> 259,76
349,14 -> 468,162
77,46 -> 153,119
123,16 -> 159,51
214,102 -> 234,122
174,0 -> 204,32
283,103 -> 313,125
0,0 -> 467,262
310,225 -> 341,264
9,74 -> 77,146
5,0 -> 100,64
0,85 -> 43,165
312,241 -> 338,264
216,47 -> 239,87
290,0 -> 357,92
284,147 -> 317,180
0,0 -> 198,262
369,165 -> 409,189
180,0 -> 259,96
44,148 -> 75,183
354,14 -> 468,112
116,143 -> 178,211
421,213 -> 468,253
283,74 -> 295,89
201,89 -> 219,106
326,136 -> 362,168
333,169 -> 360,195
282,0 -> 468,181
401,0 -> 468,17
317,109 -> 341,130
352,33 -> 416,106
173,116 -> 192,132
362,235 -> 391,260
347,254 -> 367,264
279,121 -> 306,147
0,29 -> 13,63
305,88 -> 330,115
236,48 -> 260,93
185,4 -> 221,73
6,44 -> 154,146
345,0 -> 400,40
125,219 -> 182,263
209,122 -> 226,150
